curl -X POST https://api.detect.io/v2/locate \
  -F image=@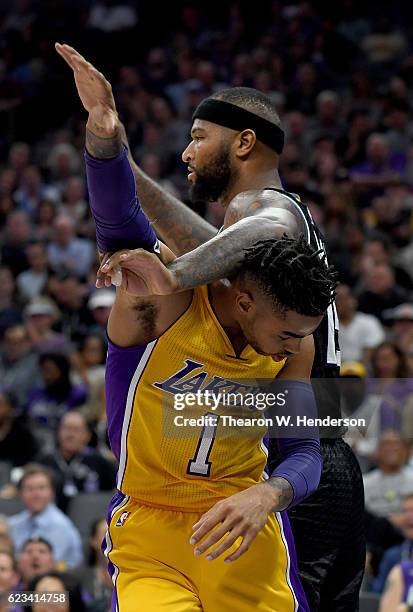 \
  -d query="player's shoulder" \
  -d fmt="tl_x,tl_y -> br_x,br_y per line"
228,187 -> 304,222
